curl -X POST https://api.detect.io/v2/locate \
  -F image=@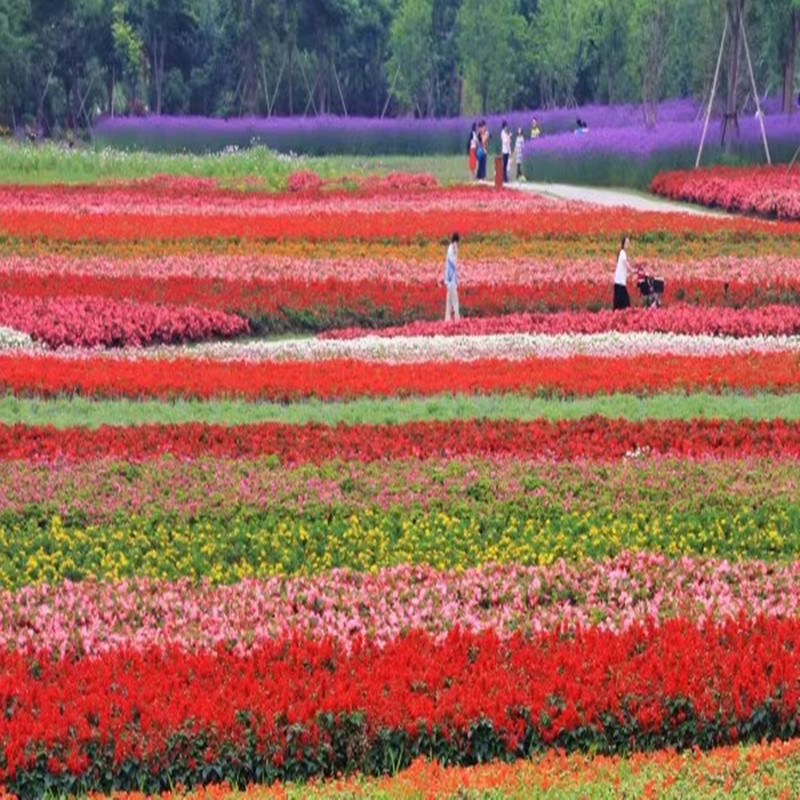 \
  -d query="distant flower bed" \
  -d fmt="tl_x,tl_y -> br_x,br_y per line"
651,165 -> 800,220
